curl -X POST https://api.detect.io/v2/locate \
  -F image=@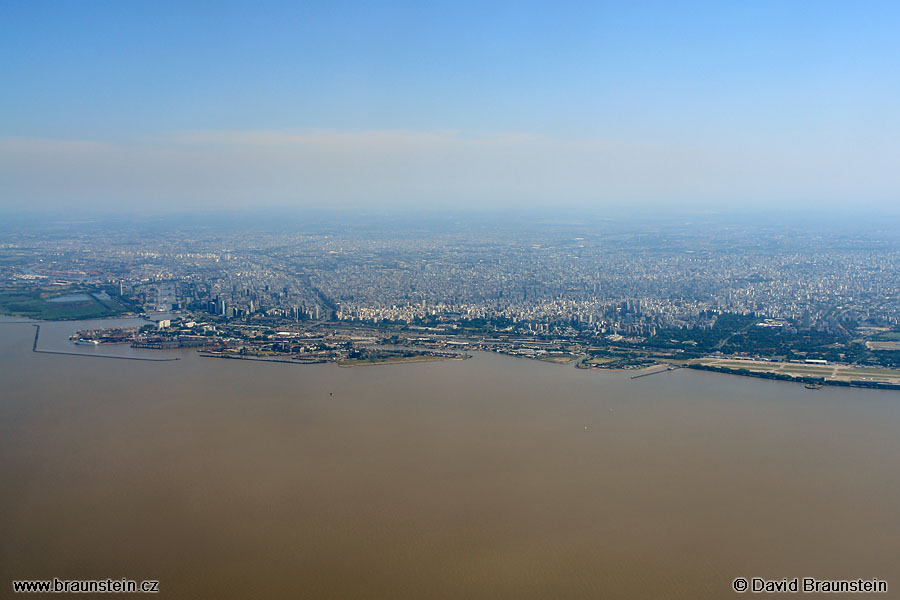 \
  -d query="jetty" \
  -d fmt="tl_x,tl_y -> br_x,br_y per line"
631,364 -> 678,379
